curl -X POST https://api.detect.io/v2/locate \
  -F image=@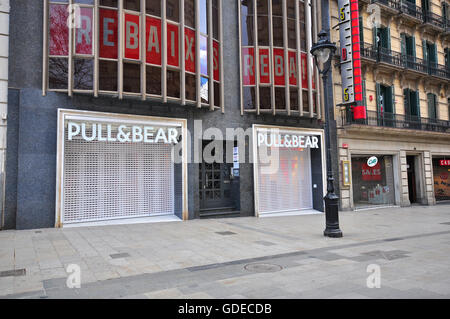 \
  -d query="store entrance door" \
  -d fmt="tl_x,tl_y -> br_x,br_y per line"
407,156 -> 417,203
199,141 -> 240,218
